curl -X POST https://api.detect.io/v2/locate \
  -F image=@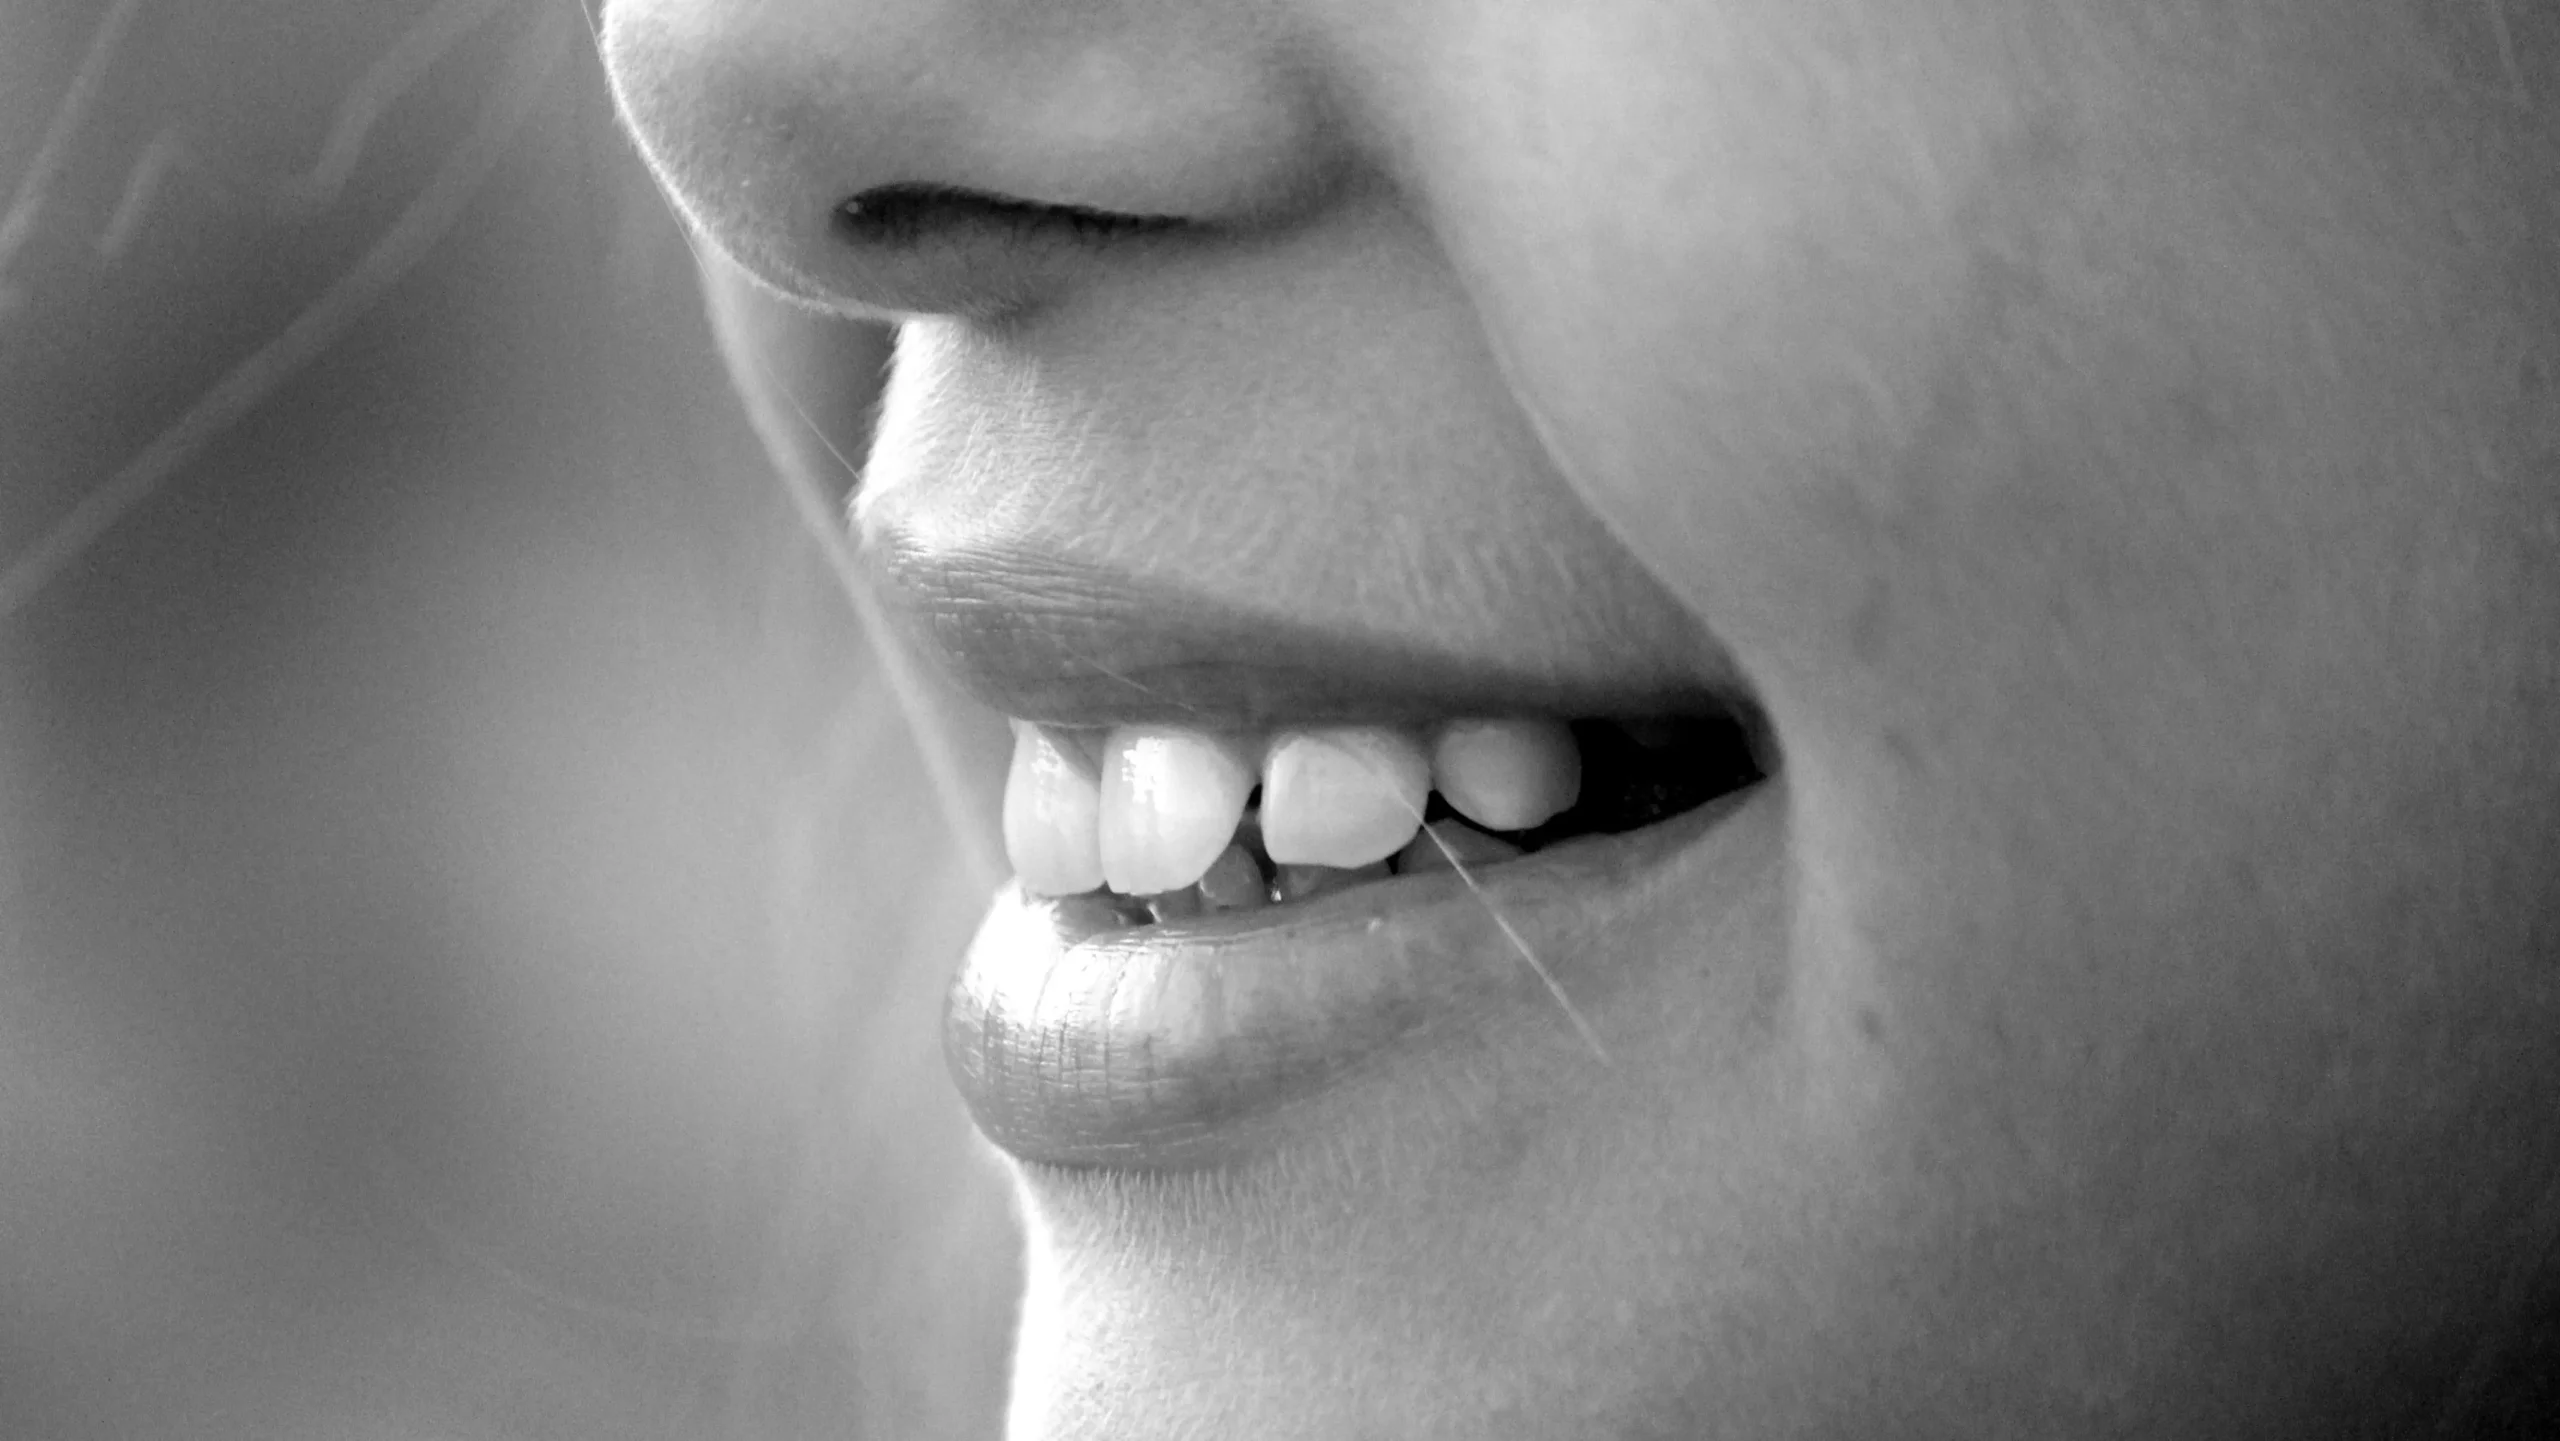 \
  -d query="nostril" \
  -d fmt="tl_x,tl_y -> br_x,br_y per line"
603,0 -> 1341,316
800,182 -> 1201,317
834,184 -> 1187,250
